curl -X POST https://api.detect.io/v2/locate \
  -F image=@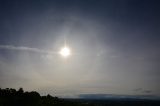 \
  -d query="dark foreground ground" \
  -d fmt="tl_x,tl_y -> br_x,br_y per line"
0,88 -> 160,106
